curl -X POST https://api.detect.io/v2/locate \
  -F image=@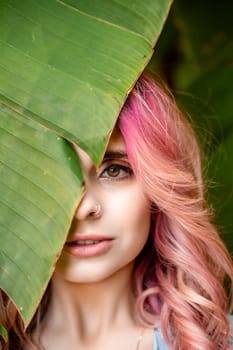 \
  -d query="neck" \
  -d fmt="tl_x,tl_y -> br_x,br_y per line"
42,262 -> 139,341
